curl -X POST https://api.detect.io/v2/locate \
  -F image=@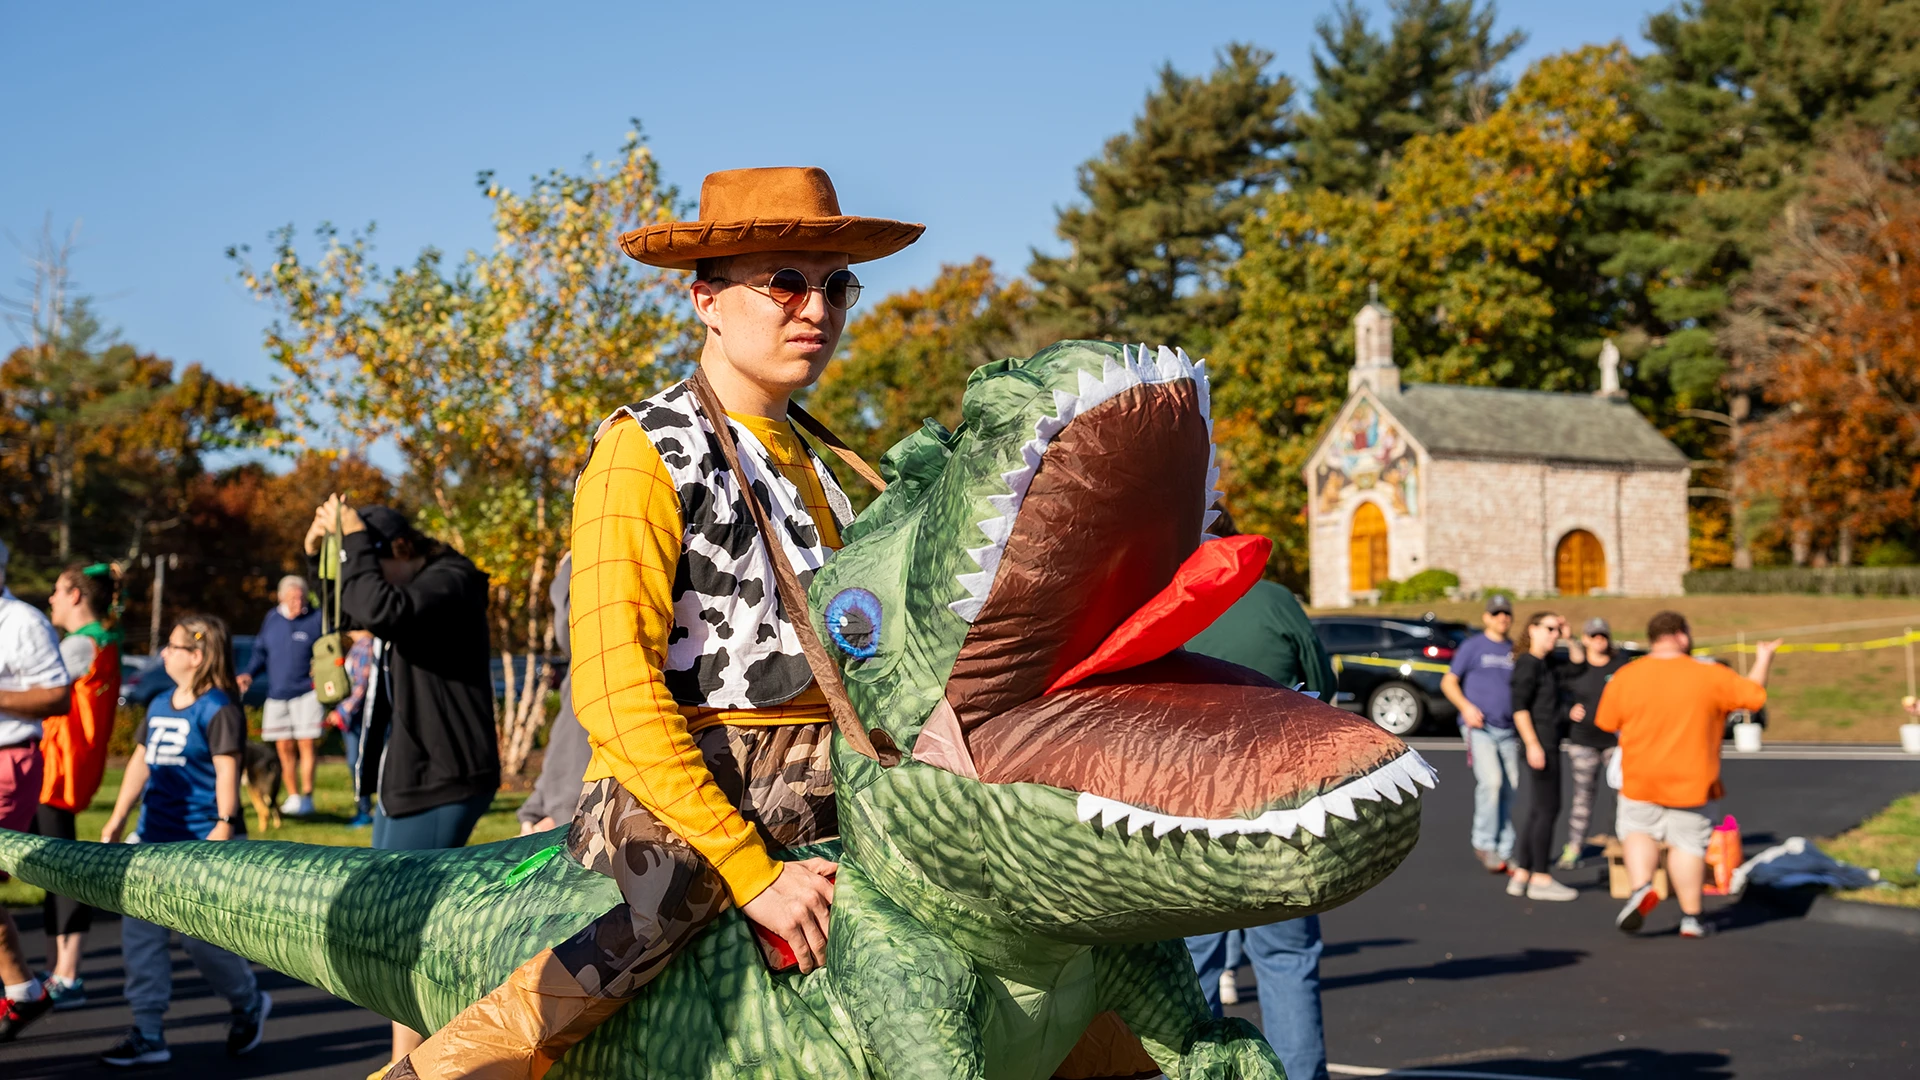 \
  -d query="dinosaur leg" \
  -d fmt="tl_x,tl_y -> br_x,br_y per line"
1093,941 -> 1284,1080
392,780 -> 730,1080
830,863 -> 987,1079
